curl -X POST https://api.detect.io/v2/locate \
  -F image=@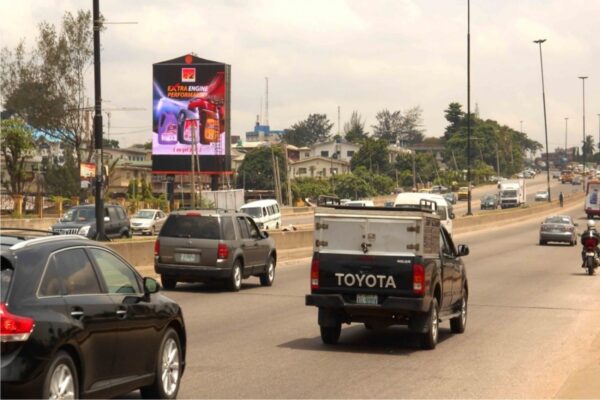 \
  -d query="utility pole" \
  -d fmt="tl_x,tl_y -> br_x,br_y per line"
93,0 -> 107,240
495,143 -> 500,177
579,76 -> 588,189
534,39 -> 551,202
466,0 -> 473,215
412,149 -> 417,190
283,142 -> 292,206
565,117 -> 569,158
